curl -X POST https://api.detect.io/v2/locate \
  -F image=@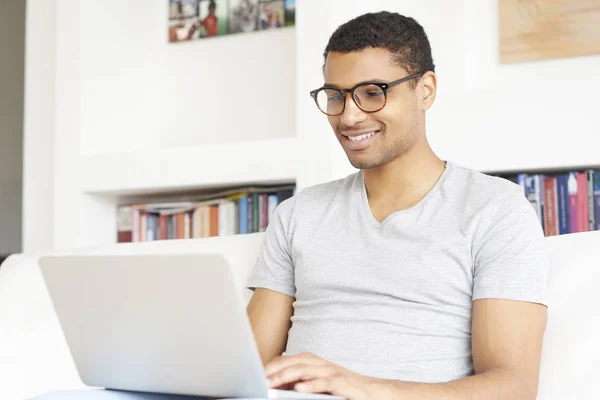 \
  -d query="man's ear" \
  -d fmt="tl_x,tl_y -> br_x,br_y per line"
420,71 -> 437,110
